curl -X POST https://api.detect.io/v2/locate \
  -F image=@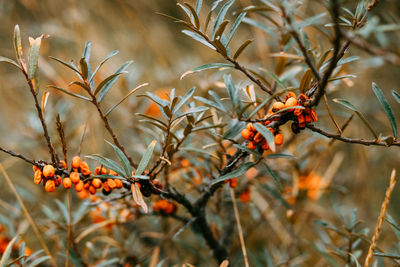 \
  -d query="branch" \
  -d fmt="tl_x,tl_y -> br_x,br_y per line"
306,124 -> 400,147
0,146 -> 37,165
